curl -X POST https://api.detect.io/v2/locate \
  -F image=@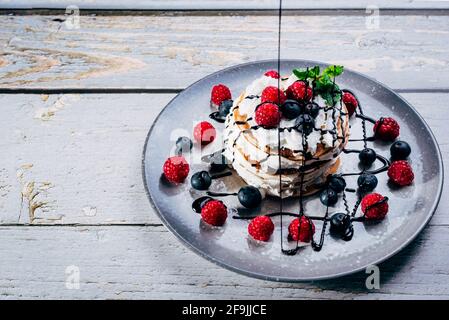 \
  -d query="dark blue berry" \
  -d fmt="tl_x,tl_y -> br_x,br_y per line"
219,99 -> 233,117
329,212 -> 353,240
238,186 -> 262,209
304,102 -> 320,118
280,99 -> 302,120
328,175 -> 346,193
320,188 -> 338,206
358,148 -> 376,166
176,136 -> 193,154
390,140 -> 411,160
190,171 -> 212,190
357,173 -> 378,192
295,114 -> 315,135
